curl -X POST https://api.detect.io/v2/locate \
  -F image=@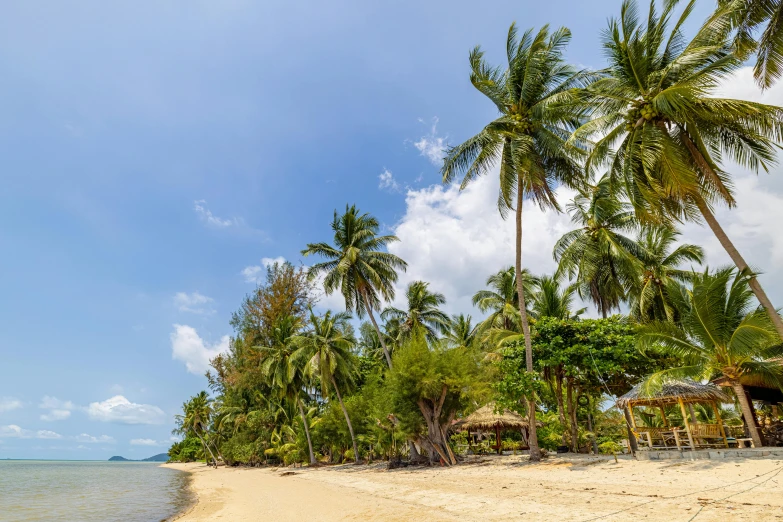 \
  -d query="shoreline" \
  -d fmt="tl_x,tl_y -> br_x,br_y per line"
162,455 -> 783,521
